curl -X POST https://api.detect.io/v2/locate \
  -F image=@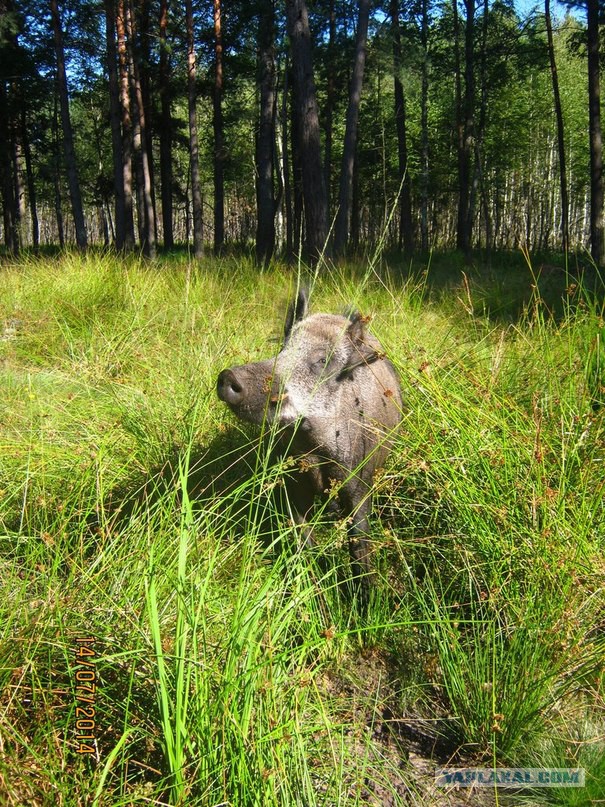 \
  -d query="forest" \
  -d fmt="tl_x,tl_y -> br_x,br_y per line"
1,1 -> 605,803
0,0 -> 603,264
